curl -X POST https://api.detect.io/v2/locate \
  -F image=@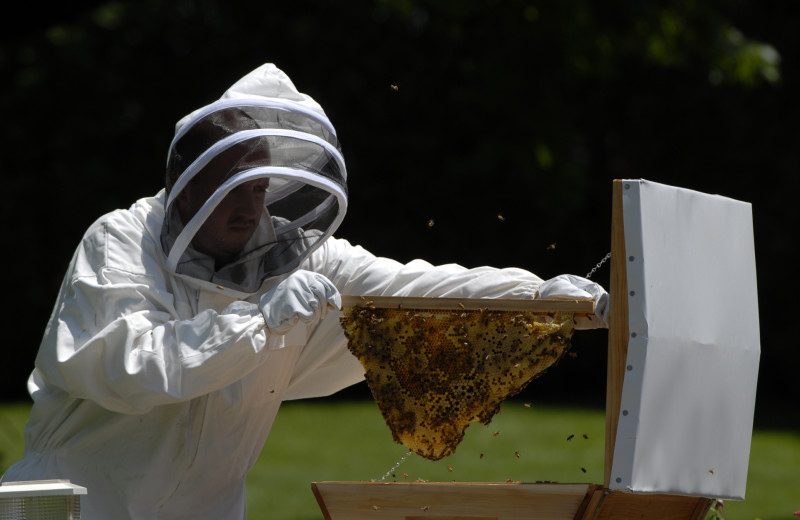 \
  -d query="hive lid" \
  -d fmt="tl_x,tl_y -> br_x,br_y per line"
0,480 -> 87,497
